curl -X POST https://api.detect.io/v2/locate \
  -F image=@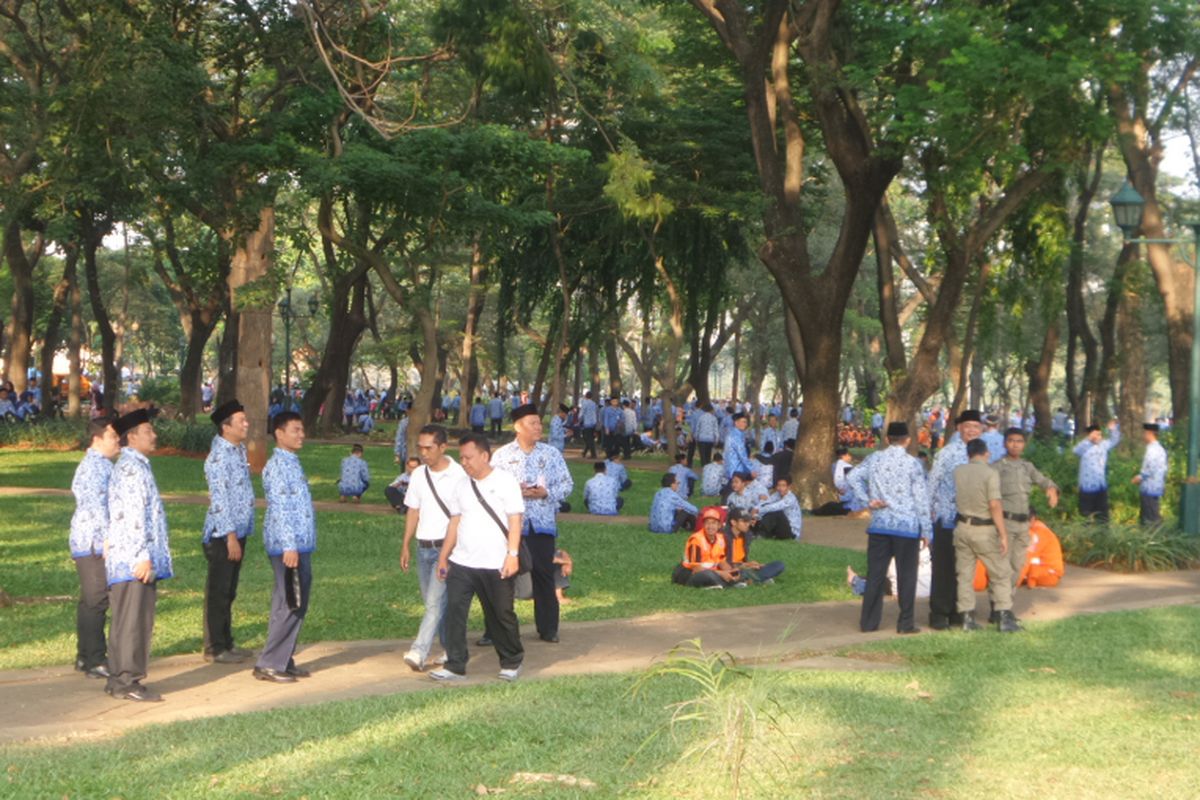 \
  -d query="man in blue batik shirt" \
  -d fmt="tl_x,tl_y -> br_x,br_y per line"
692,402 -> 720,467
469,397 -> 487,432
1074,420 -> 1120,522
722,413 -> 754,497
338,444 -> 371,502
549,404 -> 571,452
492,404 -> 574,643
202,400 -> 256,665
847,421 -> 931,634
649,473 -> 699,533
254,411 -> 317,683
583,462 -> 623,515
980,415 -> 1006,463
70,413 -> 120,680
393,411 -> 409,464
1132,422 -> 1167,525
579,391 -> 599,459
488,392 -> 505,434
105,408 -> 173,702
926,409 -> 983,630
